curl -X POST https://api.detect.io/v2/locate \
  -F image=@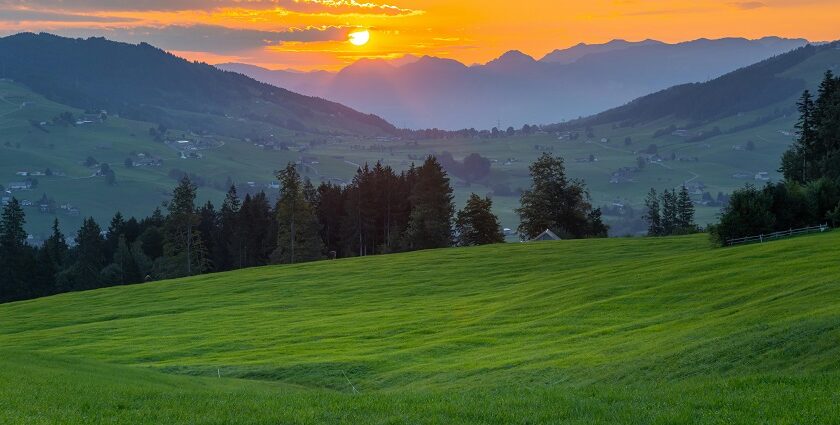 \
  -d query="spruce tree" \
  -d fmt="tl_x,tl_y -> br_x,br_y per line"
643,188 -> 662,236
272,163 -> 324,264
676,186 -> 697,233
455,194 -> 504,246
197,201 -> 218,271
217,185 -> 242,270
660,189 -> 678,236
163,176 -> 207,277
403,156 -> 455,250
0,198 -> 29,301
59,217 -> 106,291
104,211 -> 125,261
